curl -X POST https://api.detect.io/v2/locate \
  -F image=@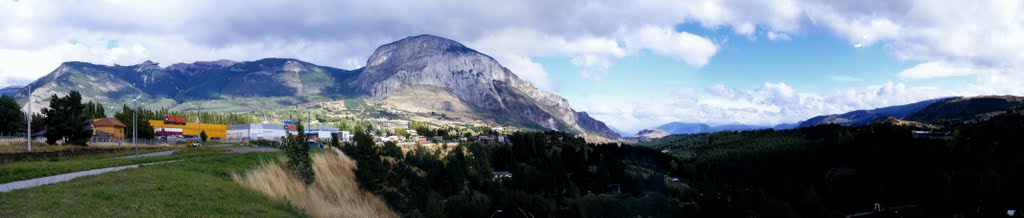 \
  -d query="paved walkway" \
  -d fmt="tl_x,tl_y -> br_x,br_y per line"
0,160 -> 180,193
